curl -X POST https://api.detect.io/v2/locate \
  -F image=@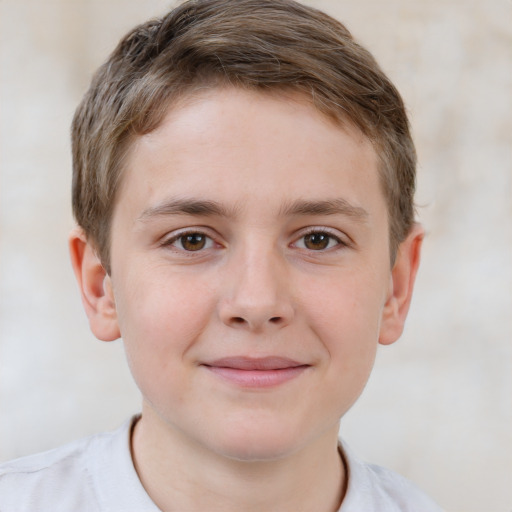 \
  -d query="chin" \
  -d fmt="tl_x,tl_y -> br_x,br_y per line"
216,440 -> 297,463
208,420 -> 307,462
